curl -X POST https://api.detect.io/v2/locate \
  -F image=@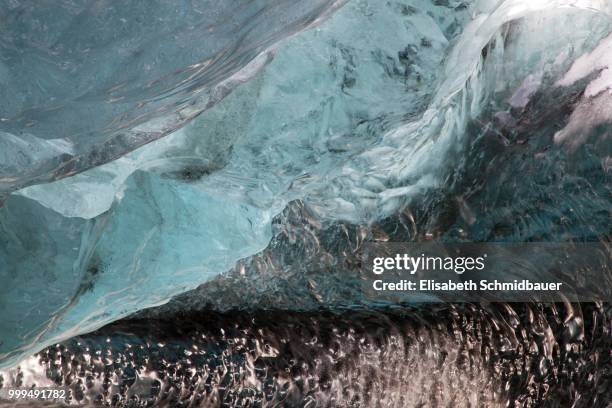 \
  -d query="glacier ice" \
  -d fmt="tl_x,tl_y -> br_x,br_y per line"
0,0 -> 343,197
1,0 -> 612,369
